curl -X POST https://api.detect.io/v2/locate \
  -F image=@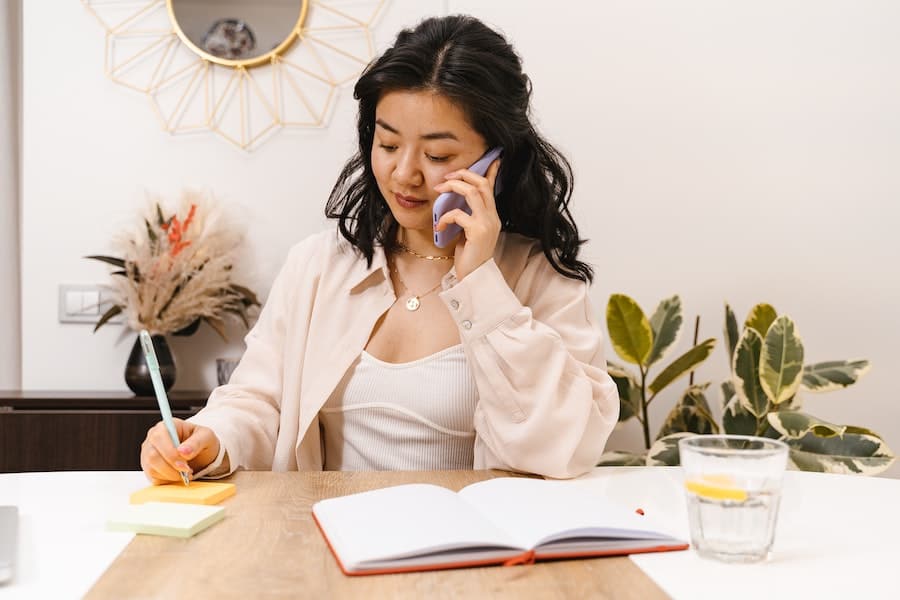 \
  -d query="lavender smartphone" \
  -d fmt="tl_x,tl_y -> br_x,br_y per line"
433,146 -> 503,248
